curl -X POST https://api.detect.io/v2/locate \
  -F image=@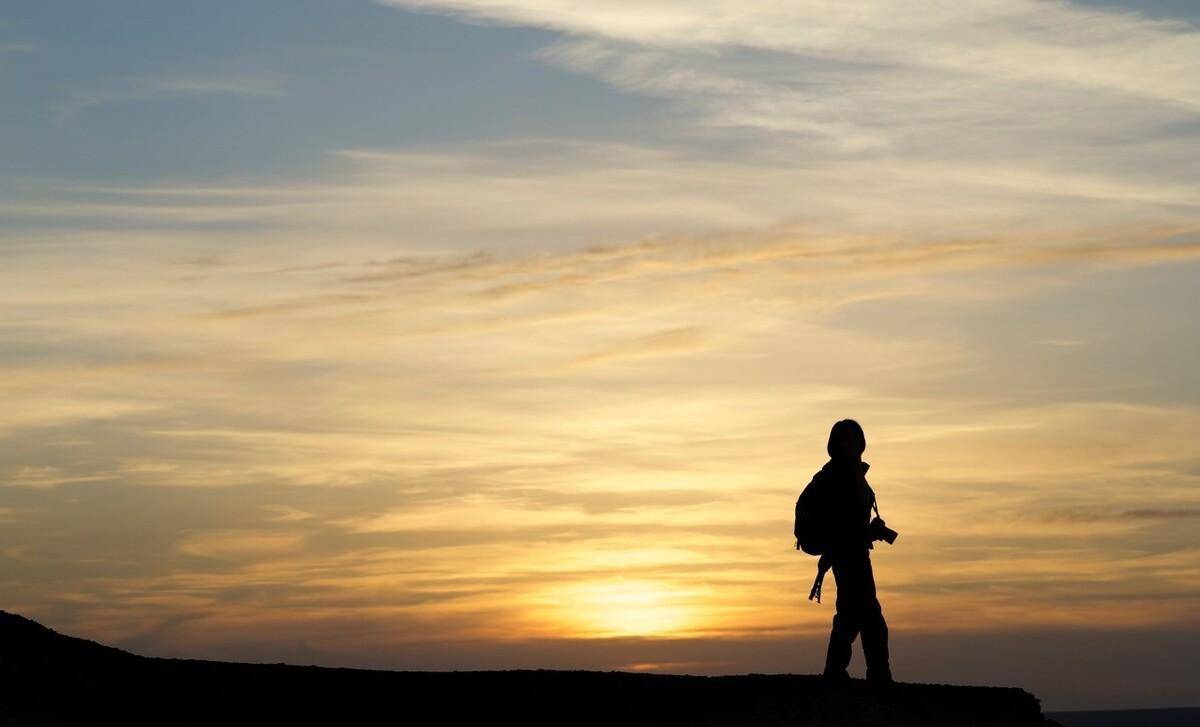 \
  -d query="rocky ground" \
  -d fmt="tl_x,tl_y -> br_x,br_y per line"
0,610 -> 1060,726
